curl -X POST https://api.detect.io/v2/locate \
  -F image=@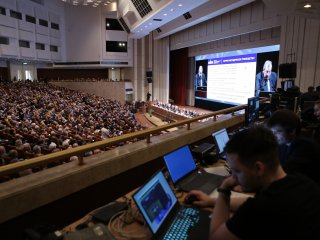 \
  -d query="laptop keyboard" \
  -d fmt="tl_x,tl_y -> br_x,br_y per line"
163,207 -> 200,240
